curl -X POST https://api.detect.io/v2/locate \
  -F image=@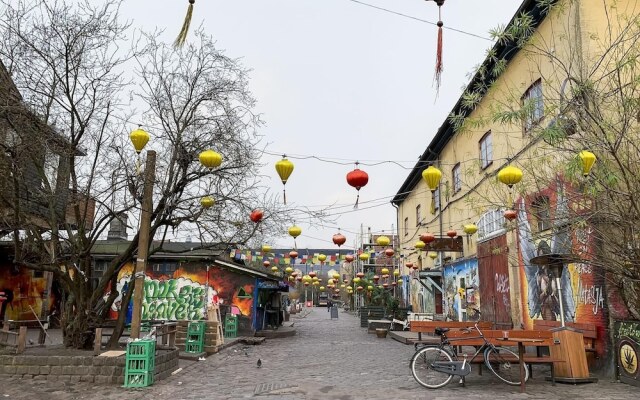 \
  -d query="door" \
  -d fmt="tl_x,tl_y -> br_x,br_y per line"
478,234 -> 512,329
